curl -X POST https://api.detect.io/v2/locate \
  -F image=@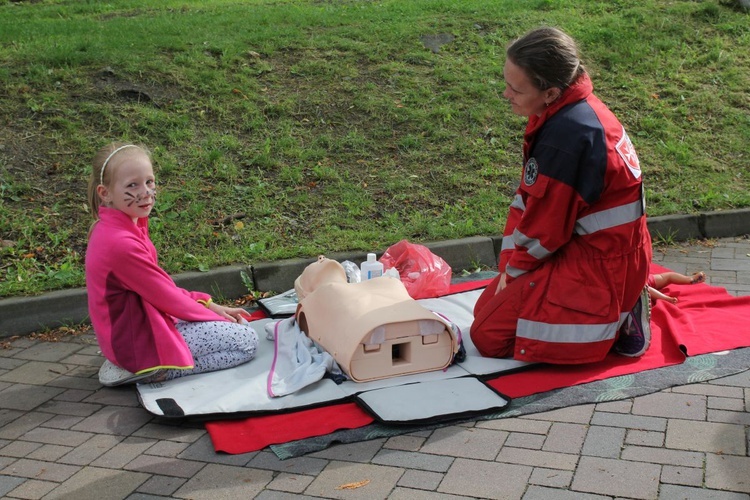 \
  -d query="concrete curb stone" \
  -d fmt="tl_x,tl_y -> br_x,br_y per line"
703,208 -> 750,239
1,209 -> 749,339
646,214 -> 704,242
